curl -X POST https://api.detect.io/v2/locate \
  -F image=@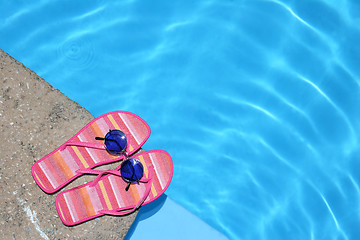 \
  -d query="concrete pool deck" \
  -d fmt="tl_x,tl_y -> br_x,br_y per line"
0,49 -> 136,239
